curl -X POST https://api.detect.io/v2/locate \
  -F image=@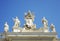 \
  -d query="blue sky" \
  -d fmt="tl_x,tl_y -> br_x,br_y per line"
0,0 -> 60,38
